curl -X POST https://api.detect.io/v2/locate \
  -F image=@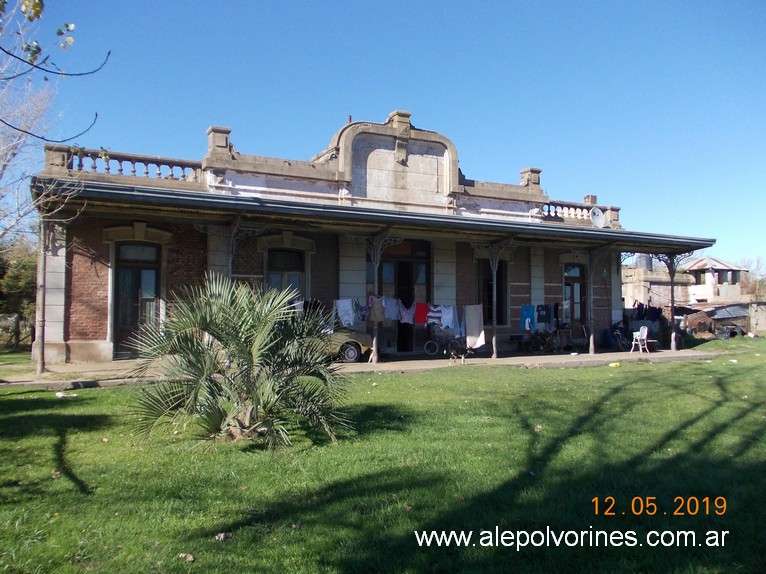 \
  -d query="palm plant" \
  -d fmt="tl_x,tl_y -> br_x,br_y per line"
129,272 -> 348,448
